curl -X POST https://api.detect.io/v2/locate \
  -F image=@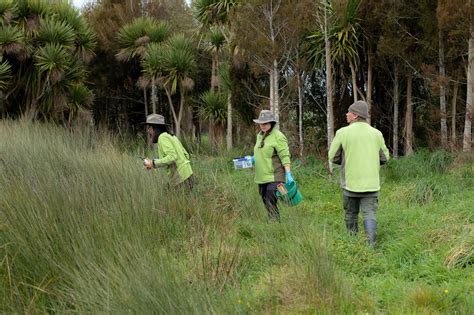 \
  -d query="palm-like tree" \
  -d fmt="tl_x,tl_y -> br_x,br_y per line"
0,0 -> 96,122
193,0 -> 238,149
198,89 -> 227,148
142,34 -> 196,137
116,17 -> 171,114
306,0 -> 363,146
